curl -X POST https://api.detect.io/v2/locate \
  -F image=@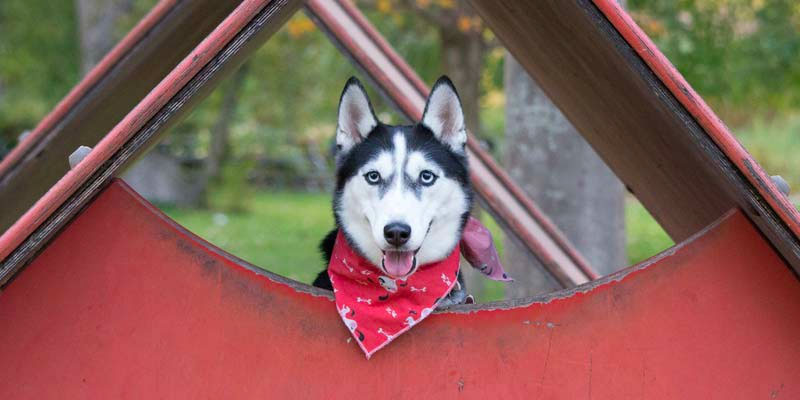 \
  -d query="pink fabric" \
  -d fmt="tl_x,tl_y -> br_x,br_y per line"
460,216 -> 513,282
328,231 -> 460,358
